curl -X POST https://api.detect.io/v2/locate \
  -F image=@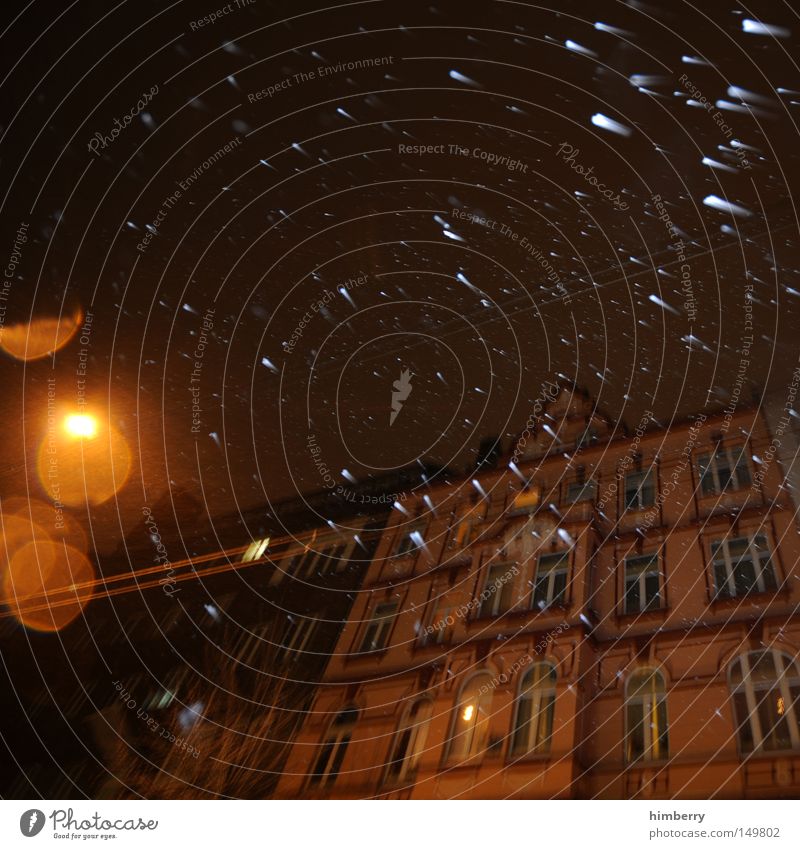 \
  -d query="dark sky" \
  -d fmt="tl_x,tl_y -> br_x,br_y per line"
1,0 -> 799,553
